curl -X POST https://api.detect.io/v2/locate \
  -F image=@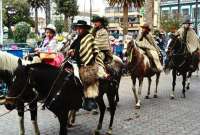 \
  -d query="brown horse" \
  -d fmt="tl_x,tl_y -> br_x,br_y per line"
127,40 -> 161,109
